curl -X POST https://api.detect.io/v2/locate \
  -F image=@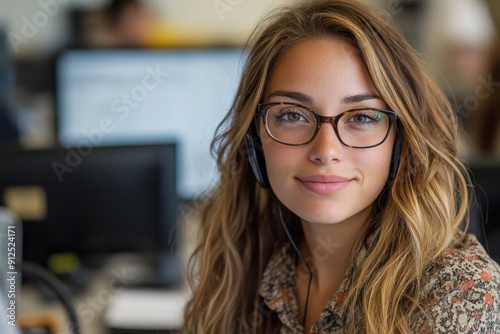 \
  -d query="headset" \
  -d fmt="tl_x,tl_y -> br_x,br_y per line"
244,117 -> 402,188
244,116 -> 270,188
